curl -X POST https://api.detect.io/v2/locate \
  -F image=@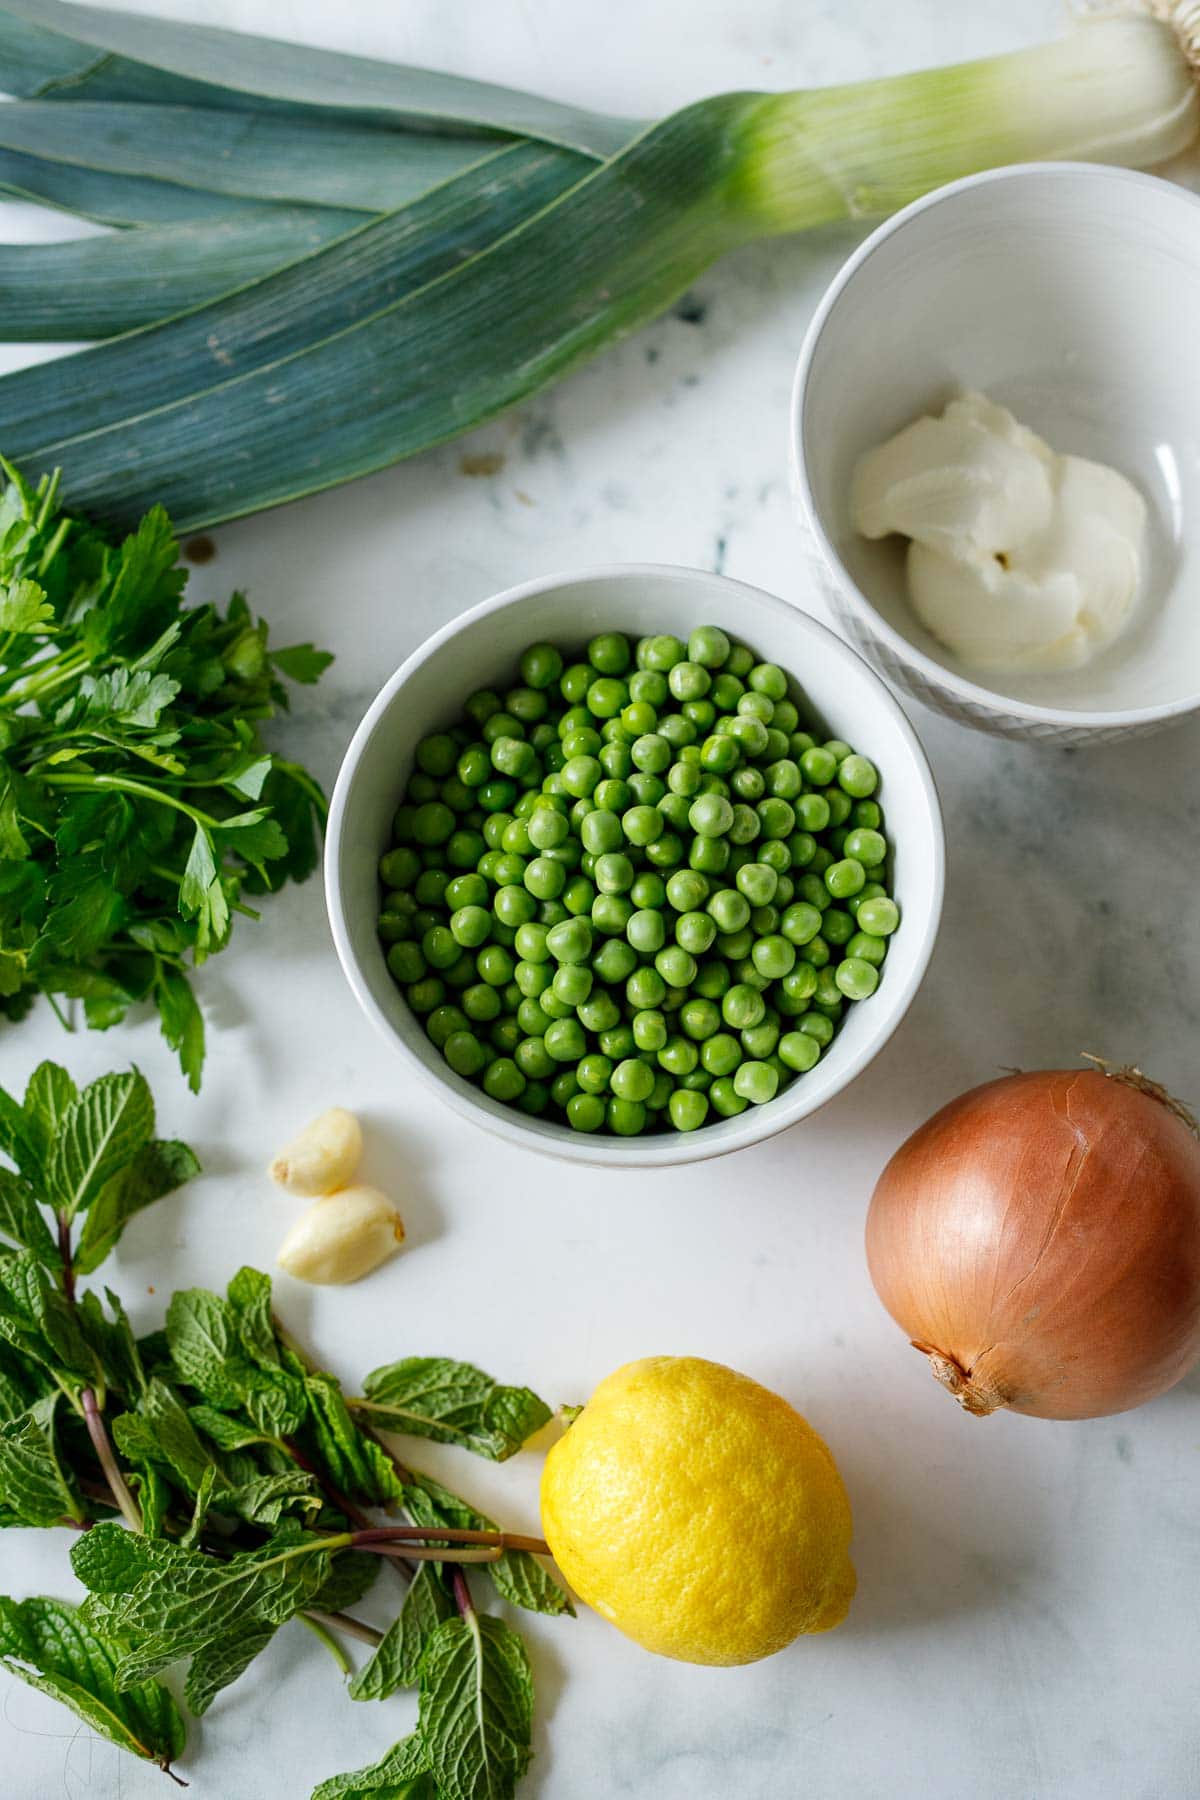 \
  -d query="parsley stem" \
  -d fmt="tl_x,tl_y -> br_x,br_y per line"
81,1387 -> 142,1533
40,771 -> 218,828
